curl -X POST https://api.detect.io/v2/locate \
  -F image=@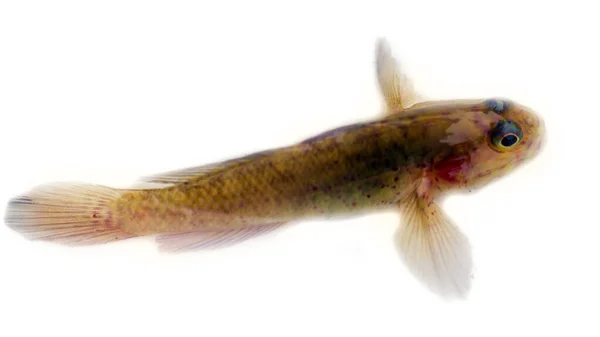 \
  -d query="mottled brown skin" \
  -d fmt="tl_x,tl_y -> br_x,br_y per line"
2,38 -> 547,299
113,99 -> 545,236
